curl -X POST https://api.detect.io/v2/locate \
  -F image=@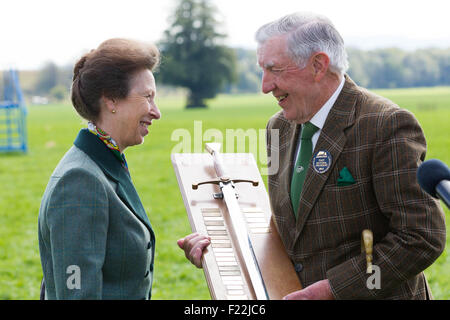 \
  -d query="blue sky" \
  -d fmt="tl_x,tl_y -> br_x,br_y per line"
1,0 -> 449,69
